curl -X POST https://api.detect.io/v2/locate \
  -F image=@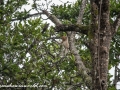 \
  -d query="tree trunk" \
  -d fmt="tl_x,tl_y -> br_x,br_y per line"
90,0 -> 112,90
